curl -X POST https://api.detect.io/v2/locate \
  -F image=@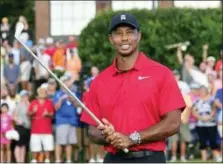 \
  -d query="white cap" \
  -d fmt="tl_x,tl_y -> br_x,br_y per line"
60,75 -> 69,82
40,83 -> 48,89
207,56 -> 216,62
46,37 -> 54,44
38,38 -> 45,45
19,90 -> 29,96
